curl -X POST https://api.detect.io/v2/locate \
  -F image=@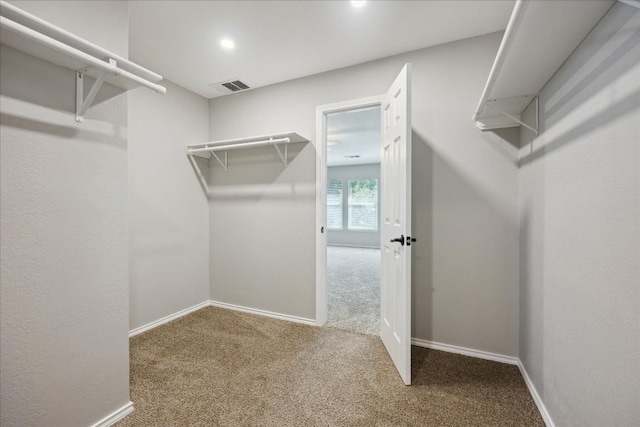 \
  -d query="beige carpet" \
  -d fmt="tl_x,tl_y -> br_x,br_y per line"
117,306 -> 543,427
